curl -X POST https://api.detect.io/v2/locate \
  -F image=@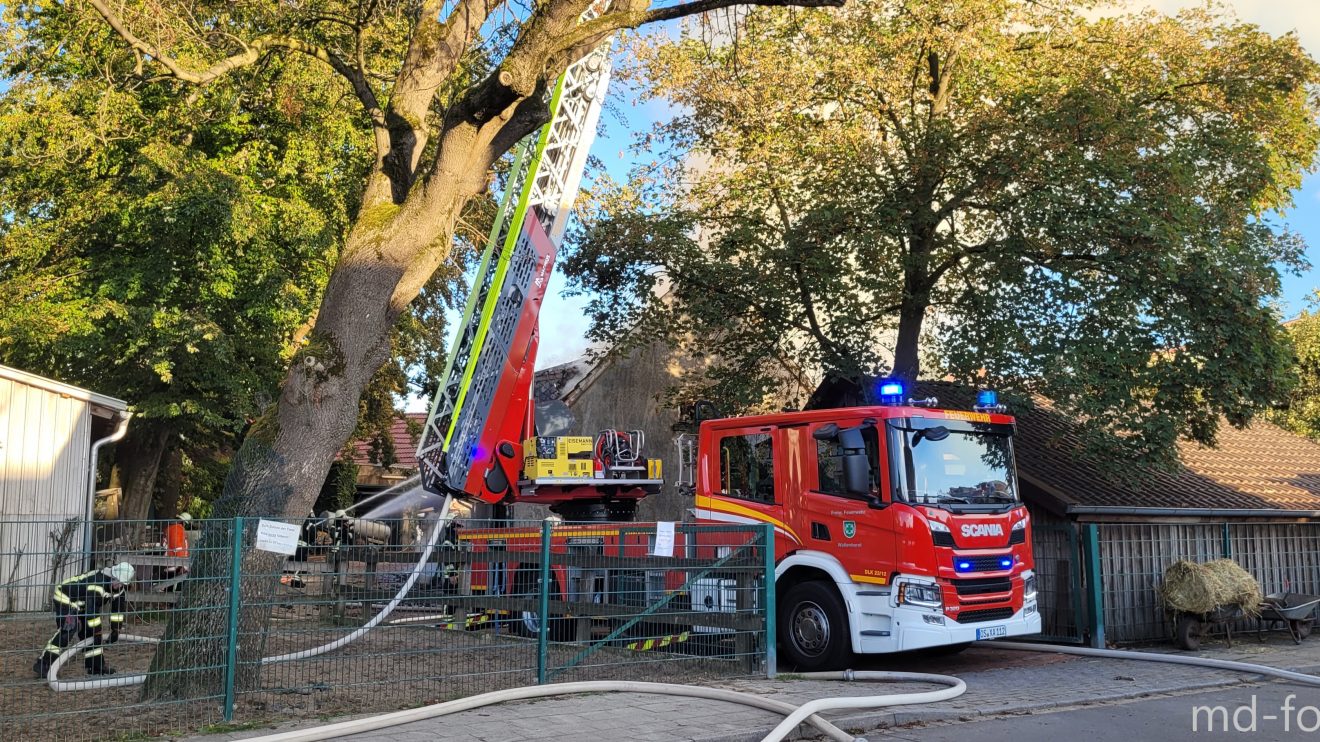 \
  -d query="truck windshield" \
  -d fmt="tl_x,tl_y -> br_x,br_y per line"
890,422 -> 1019,508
